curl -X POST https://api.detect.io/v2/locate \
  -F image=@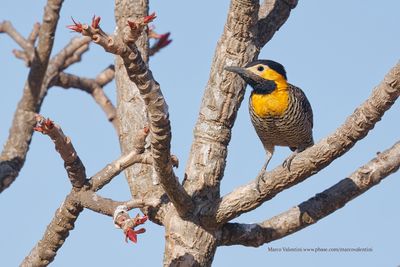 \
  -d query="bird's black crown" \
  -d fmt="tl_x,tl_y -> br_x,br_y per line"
246,60 -> 287,80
